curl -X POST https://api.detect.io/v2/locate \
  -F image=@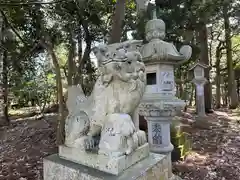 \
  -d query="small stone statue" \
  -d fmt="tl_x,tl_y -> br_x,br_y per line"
64,40 -> 147,158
